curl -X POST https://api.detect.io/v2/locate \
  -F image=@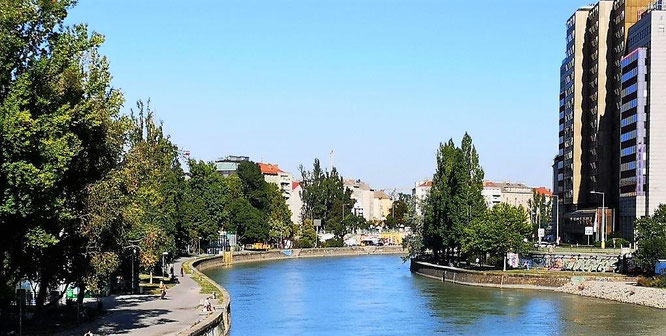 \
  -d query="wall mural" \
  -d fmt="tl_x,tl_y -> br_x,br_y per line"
521,253 -> 620,273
